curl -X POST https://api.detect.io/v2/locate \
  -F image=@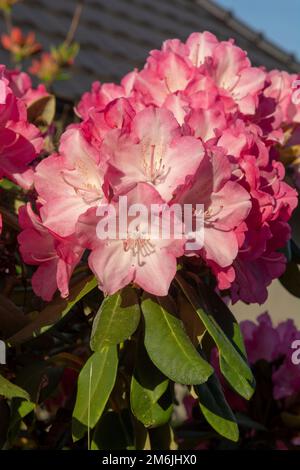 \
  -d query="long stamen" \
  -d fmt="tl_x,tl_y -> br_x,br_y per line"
31,253 -> 57,263
123,236 -> 155,267
150,144 -> 155,180
142,142 -> 170,185
204,205 -> 224,220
